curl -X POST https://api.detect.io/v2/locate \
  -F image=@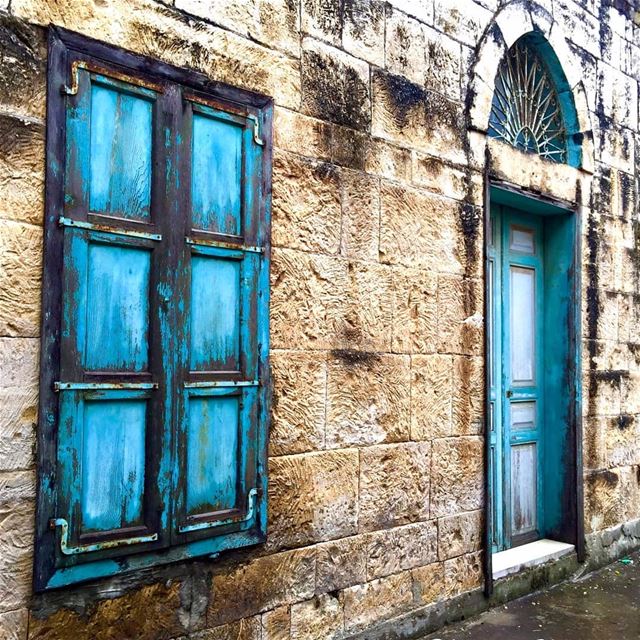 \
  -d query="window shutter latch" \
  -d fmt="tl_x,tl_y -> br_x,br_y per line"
49,518 -> 158,555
